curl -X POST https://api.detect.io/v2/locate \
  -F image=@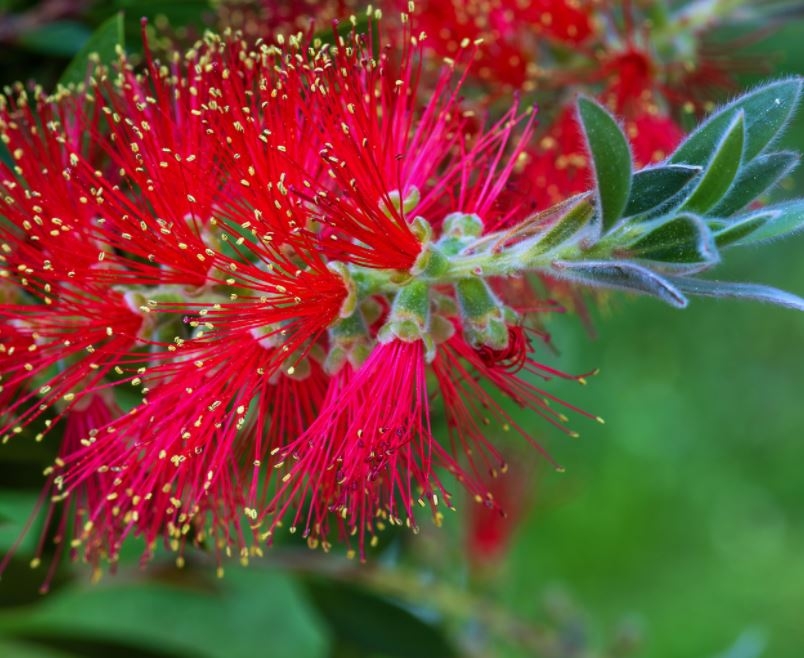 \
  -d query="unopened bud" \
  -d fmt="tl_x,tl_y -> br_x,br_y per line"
381,186 -> 420,216
455,278 -> 510,350
442,212 -> 484,239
